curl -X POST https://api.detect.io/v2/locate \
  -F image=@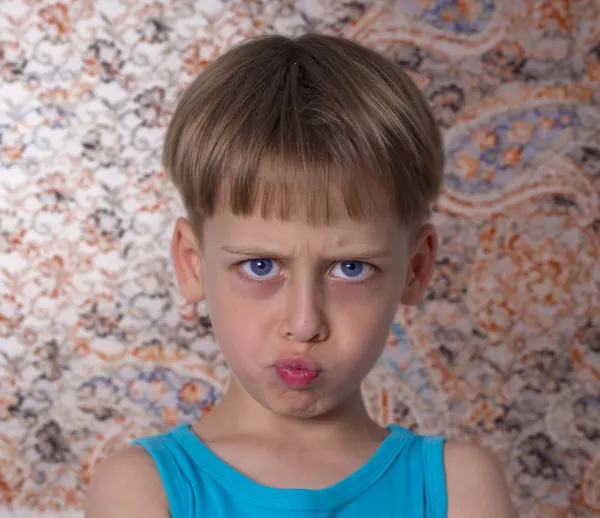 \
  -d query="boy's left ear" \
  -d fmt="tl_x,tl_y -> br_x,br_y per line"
171,218 -> 205,302
401,223 -> 438,306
